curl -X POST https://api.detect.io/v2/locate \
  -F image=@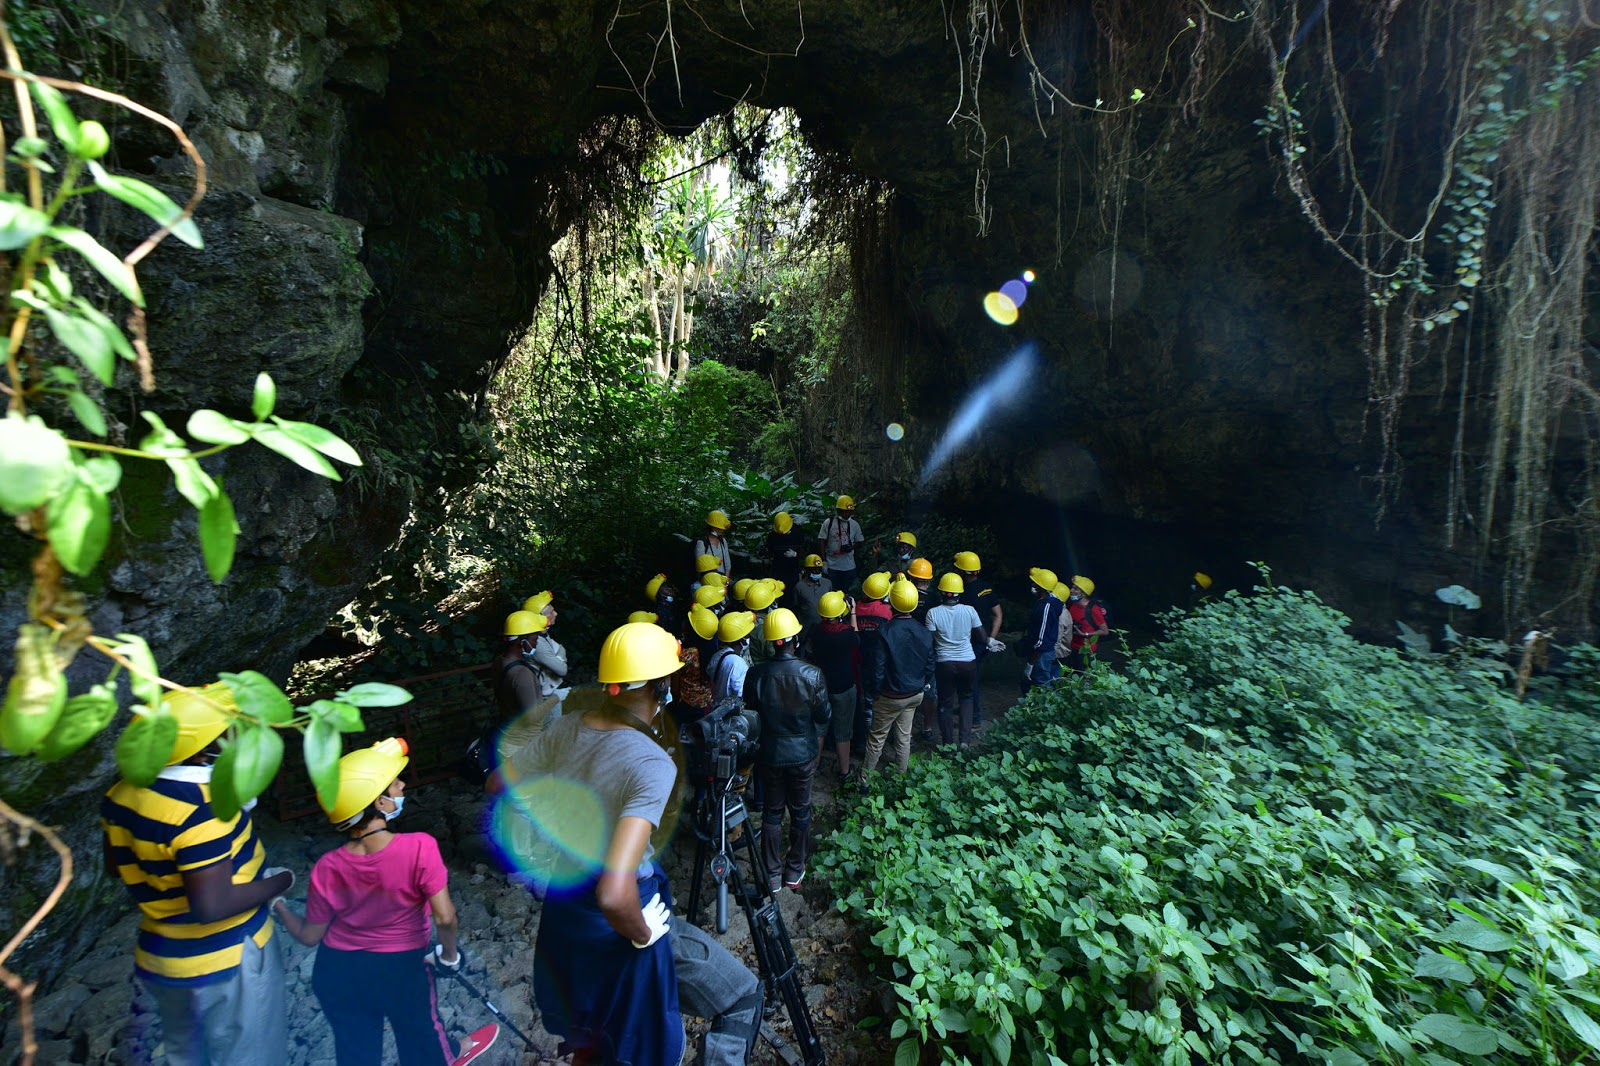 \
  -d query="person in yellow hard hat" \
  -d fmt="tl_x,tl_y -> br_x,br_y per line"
646,573 -> 682,633
852,572 -> 895,748
905,558 -> 935,623
101,684 -> 294,1066
489,611 -> 562,744
502,622 -> 762,1066
692,553 -> 724,592
765,511 -> 808,593
672,605 -> 722,722
519,593 -> 570,698
926,574 -> 985,748
816,494 -> 865,593
860,580 -> 936,786
741,580 -> 778,664
274,738 -> 500,1066
792,552 -> 834,636
707,610 -> 756,702
876,530 -> 919,576
694,510 -> 733,579
1022,566 -> 1065,691
744,609 -> 831,892
954,551 -> 1004,728
1064,575 -> 1110,673
694,582 -> 728,615
811,590 -> 862,778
